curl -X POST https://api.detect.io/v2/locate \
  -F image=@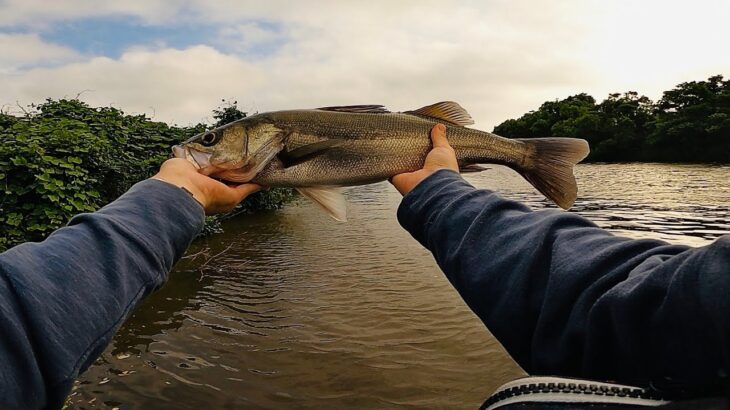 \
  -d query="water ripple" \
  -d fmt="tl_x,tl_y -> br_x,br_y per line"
70,163 -> 728,409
